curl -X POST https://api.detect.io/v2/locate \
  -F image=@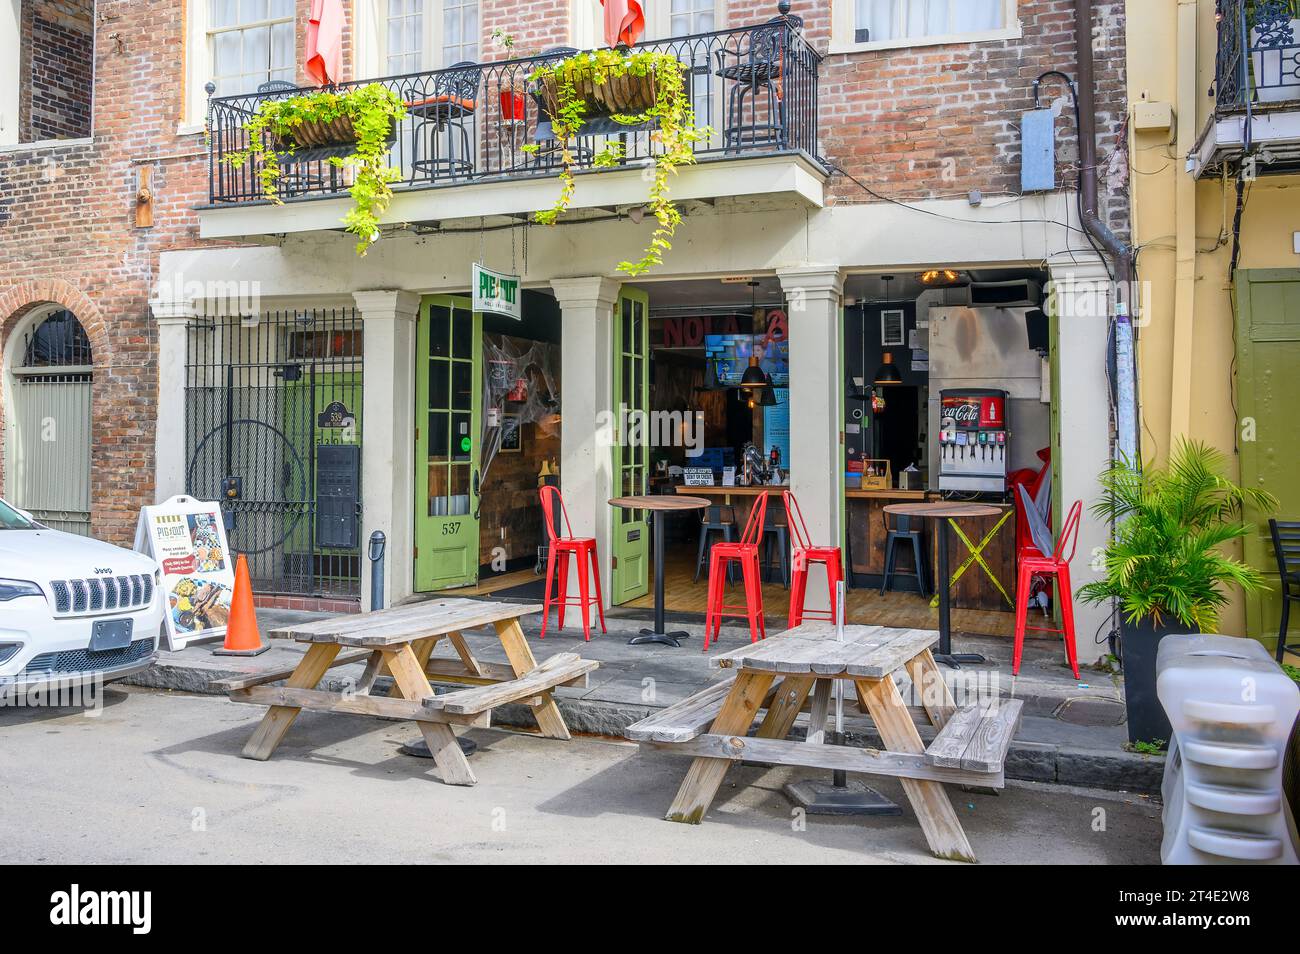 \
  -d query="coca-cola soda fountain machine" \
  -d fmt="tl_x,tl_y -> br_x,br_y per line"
938,388 -> 1009,493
